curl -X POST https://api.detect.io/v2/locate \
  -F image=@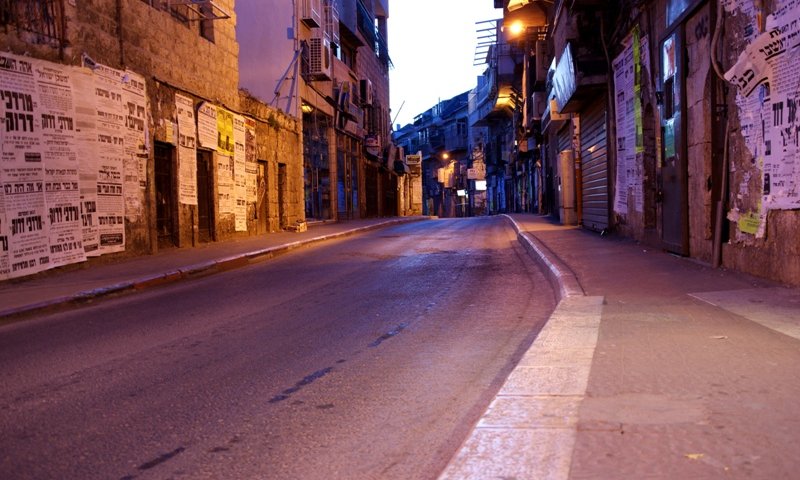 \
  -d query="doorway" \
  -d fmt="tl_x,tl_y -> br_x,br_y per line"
660,29 -> 689,255
155,142 -> 177,248
196,149 -> 214,243
257,160 -> 268,234
278,163 -> 287,229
